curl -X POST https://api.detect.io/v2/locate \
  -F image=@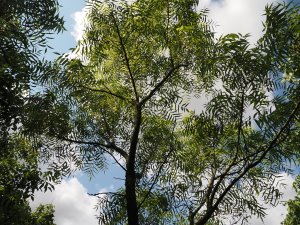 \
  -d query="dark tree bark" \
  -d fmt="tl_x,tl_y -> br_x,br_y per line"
125,105 -> 142,225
